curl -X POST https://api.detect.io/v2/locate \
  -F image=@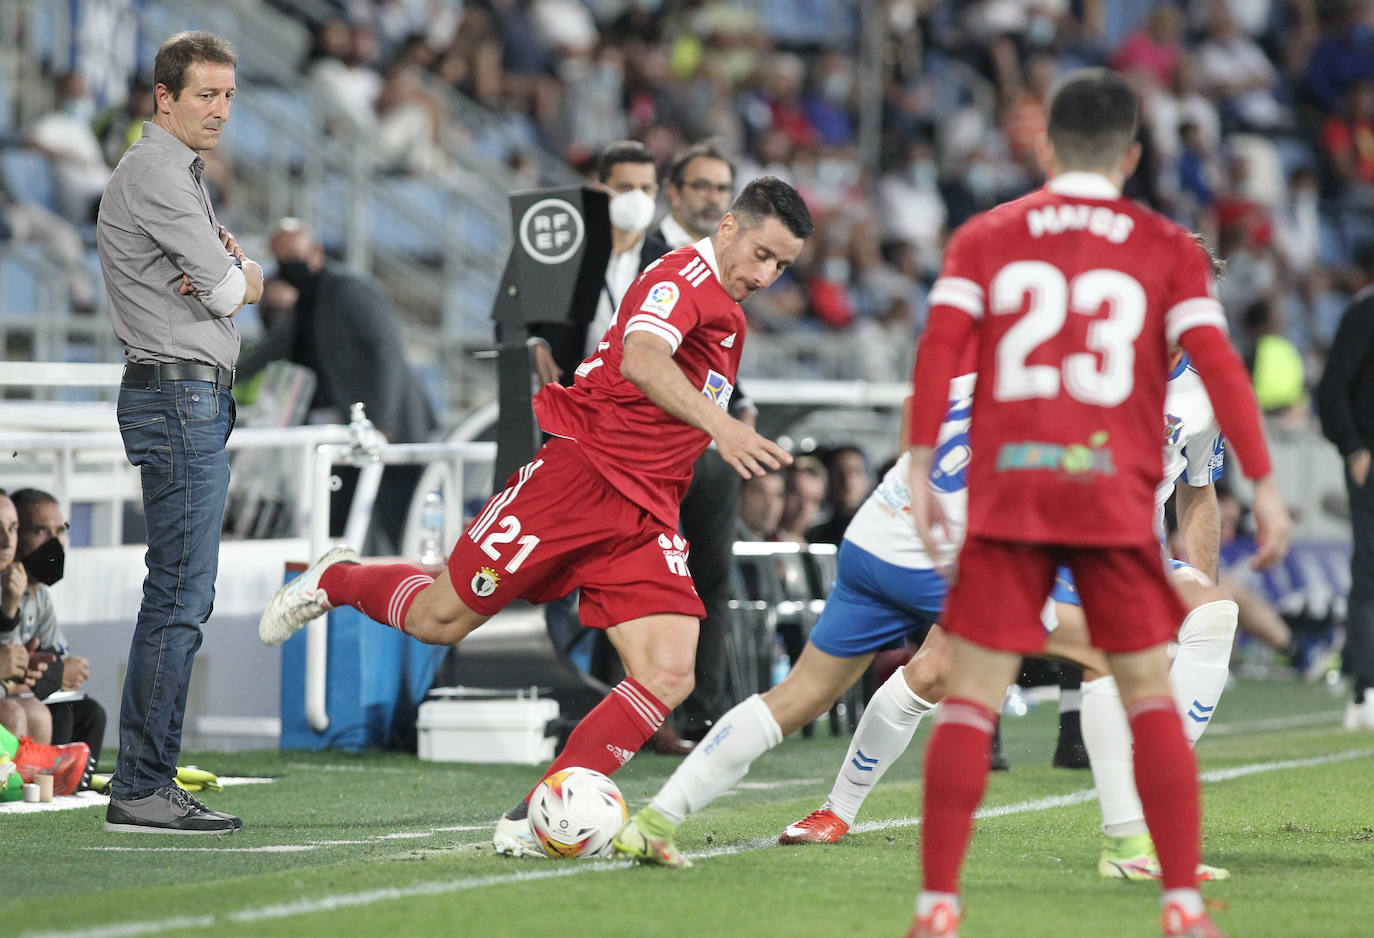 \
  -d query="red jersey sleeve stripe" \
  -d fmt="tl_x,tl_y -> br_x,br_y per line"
625,316 -> 684,352
928,277 -> 985,319
1165,297 -> 1227,345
